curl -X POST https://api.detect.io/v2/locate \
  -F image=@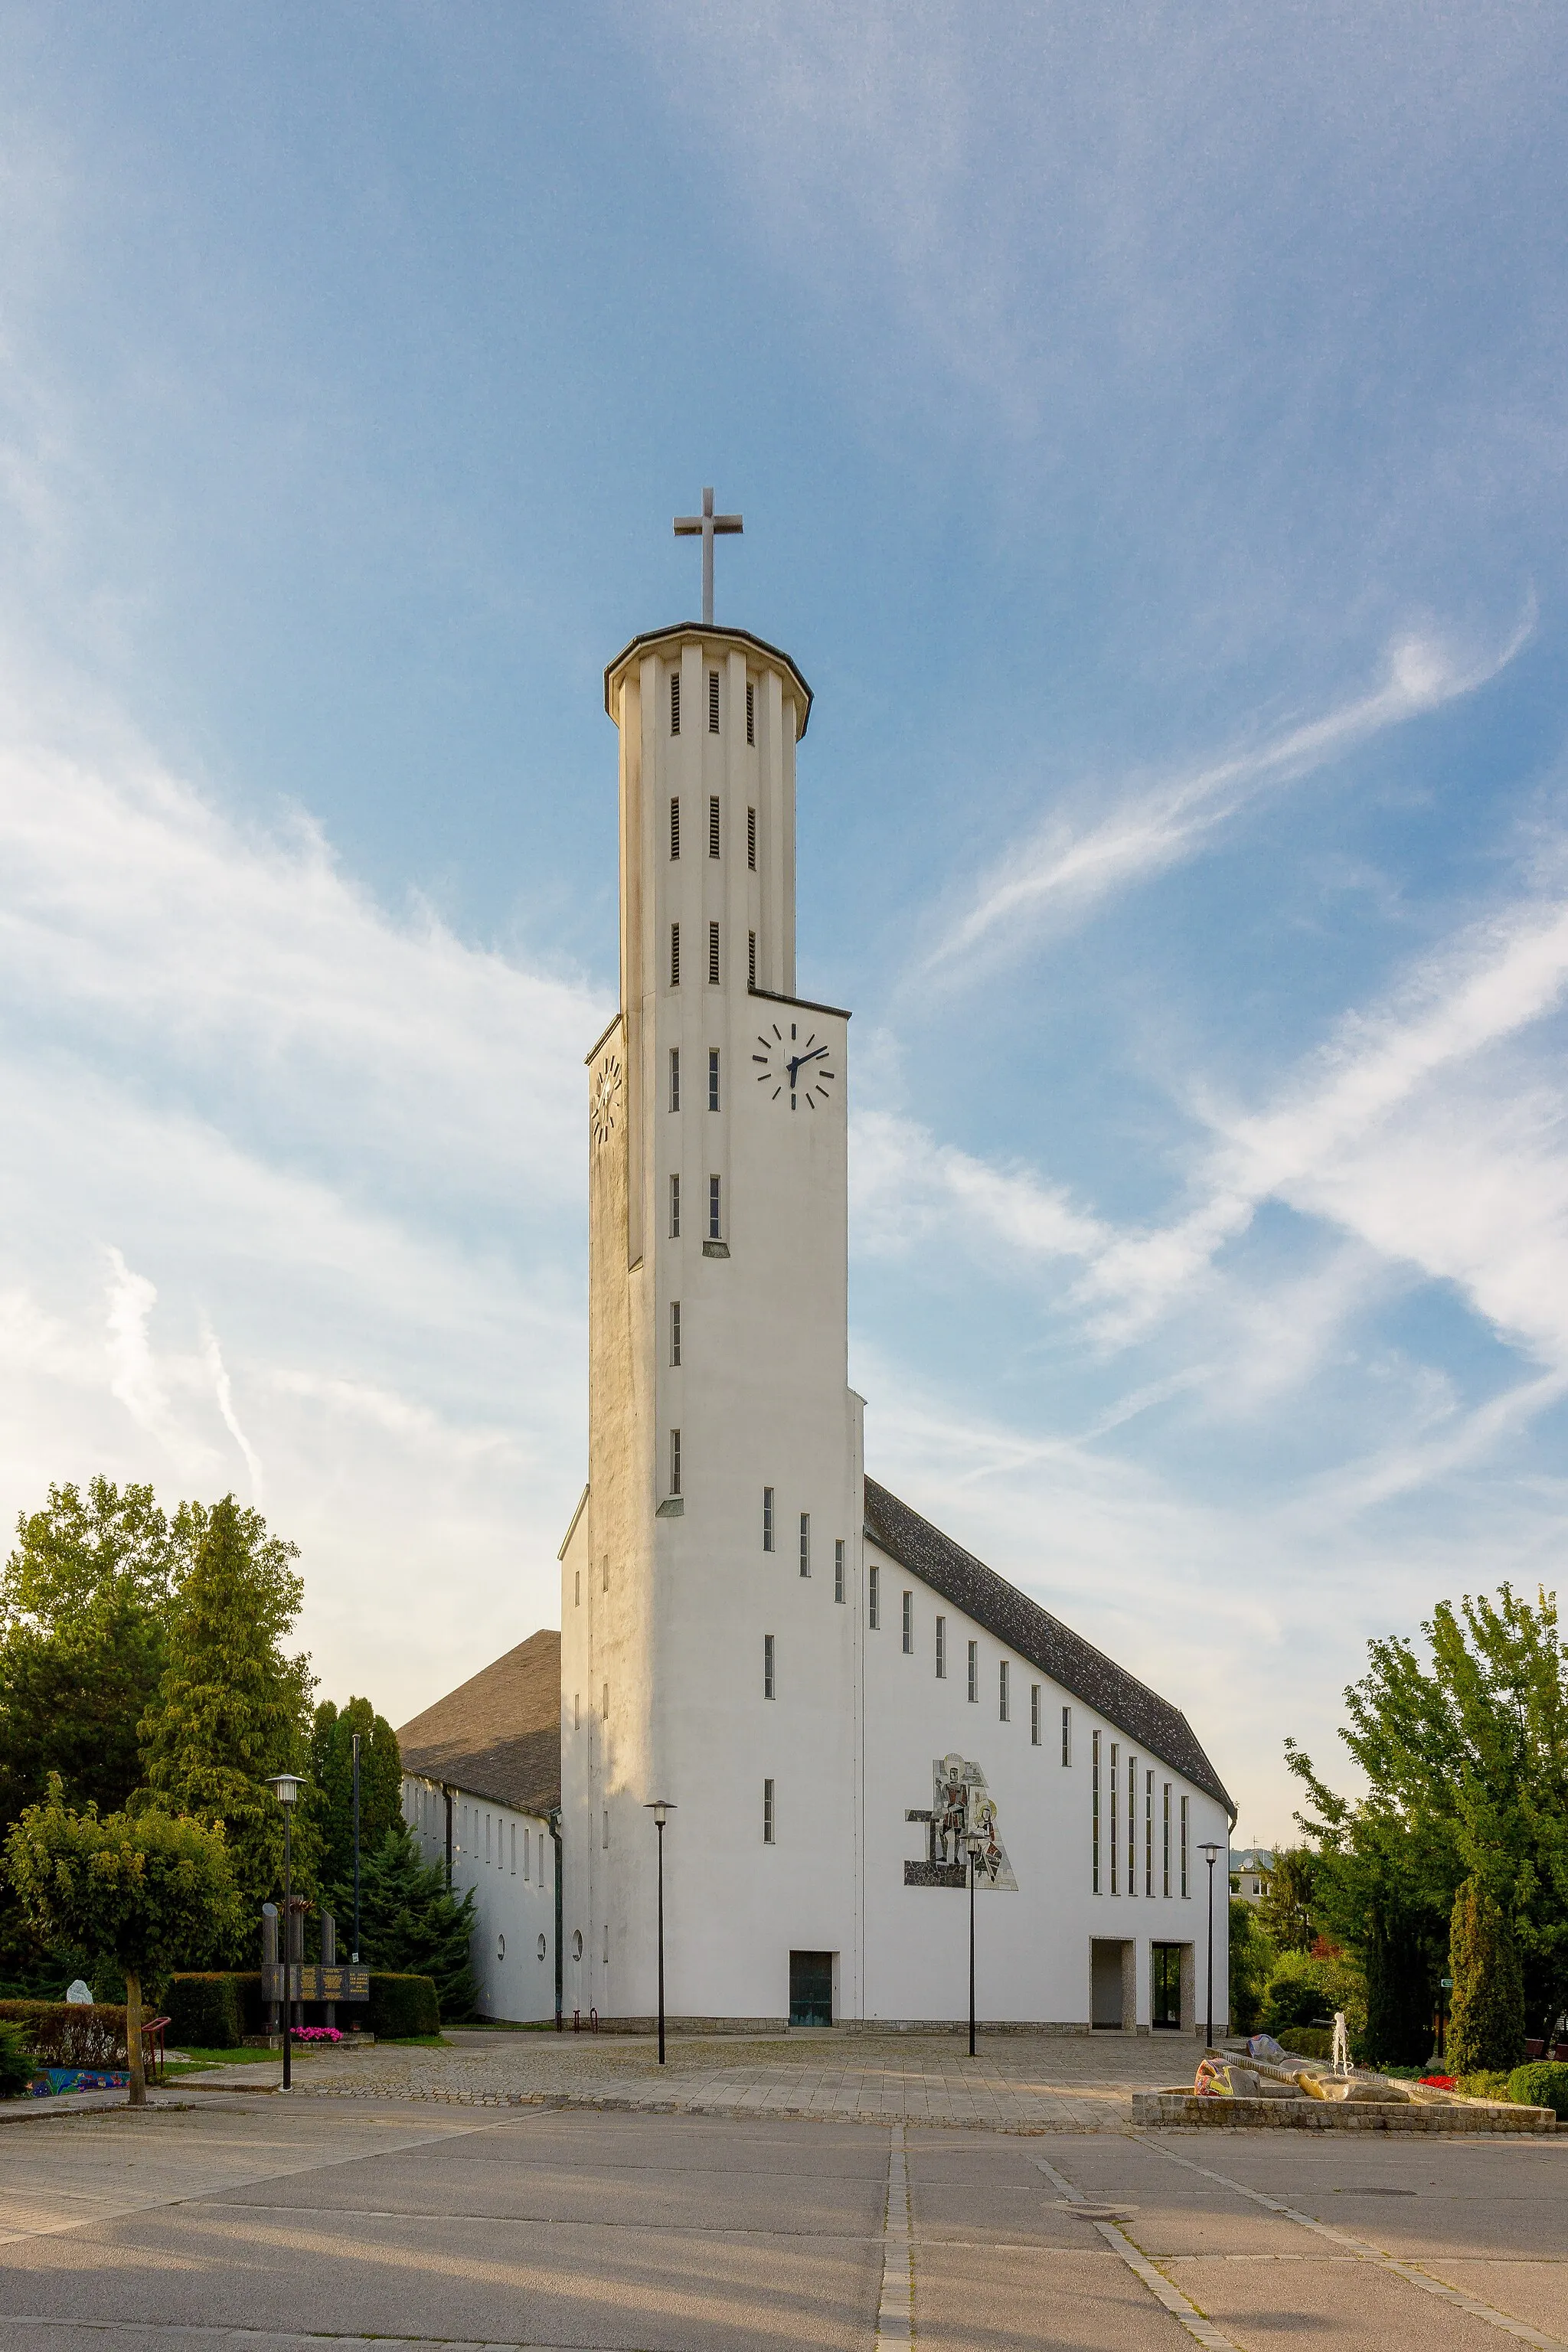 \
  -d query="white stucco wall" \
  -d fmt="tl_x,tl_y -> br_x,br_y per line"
403,1773 -> 557,2024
